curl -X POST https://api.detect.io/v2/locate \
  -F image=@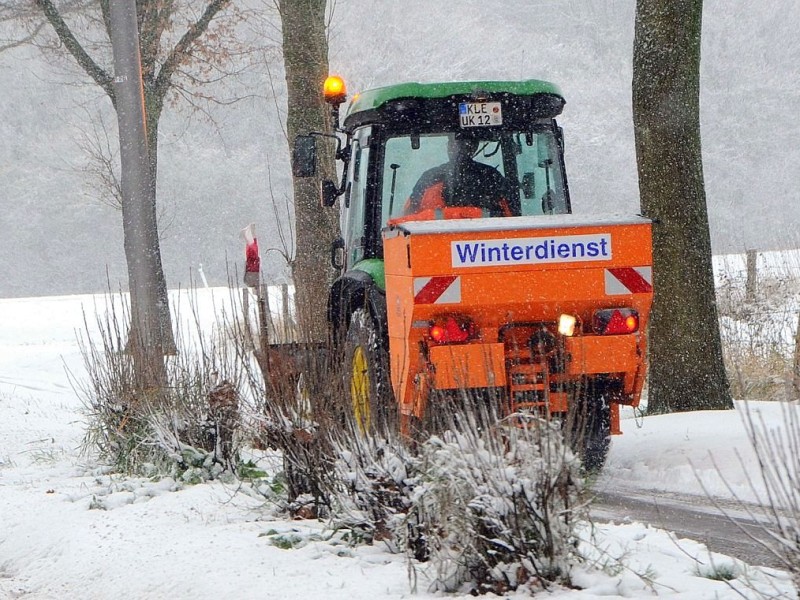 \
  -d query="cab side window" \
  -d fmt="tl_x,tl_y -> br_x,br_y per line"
343,127 -> 371,267
515,131 -> 568,215
381,134 -> 448,225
